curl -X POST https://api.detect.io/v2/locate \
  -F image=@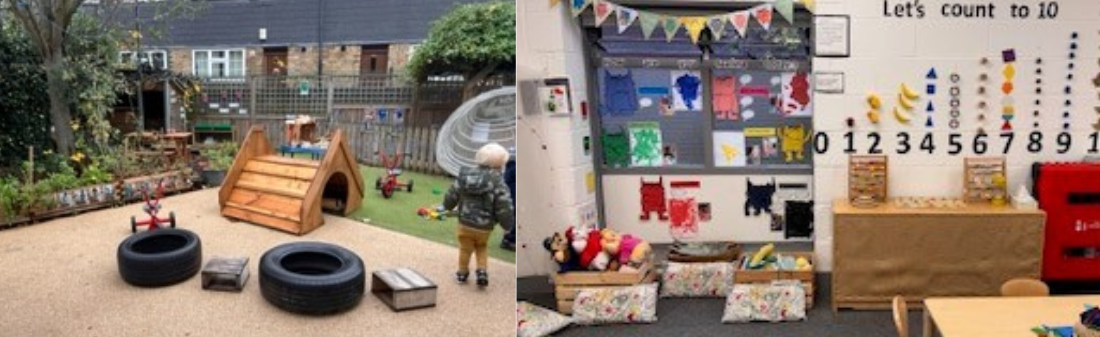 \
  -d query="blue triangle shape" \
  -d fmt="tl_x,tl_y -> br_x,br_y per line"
926,117 -> 934,127
926,101 -> 935,112
926,68 -> 938,80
